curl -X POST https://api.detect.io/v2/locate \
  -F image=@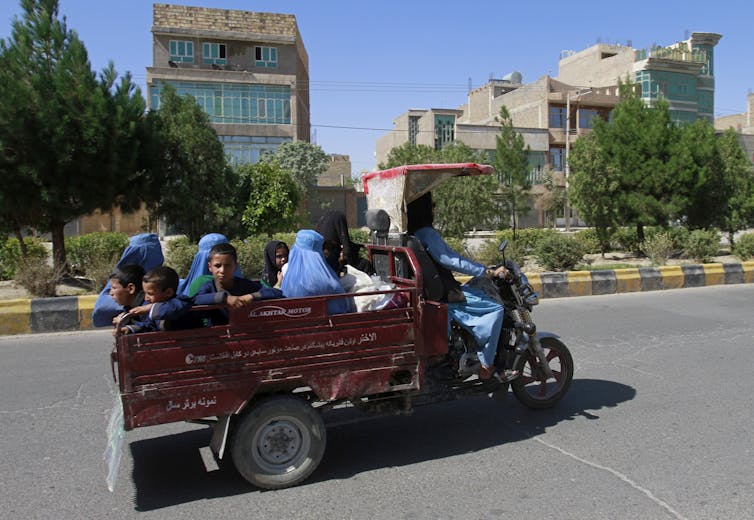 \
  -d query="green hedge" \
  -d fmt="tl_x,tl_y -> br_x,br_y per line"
0,237 -> 48,280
